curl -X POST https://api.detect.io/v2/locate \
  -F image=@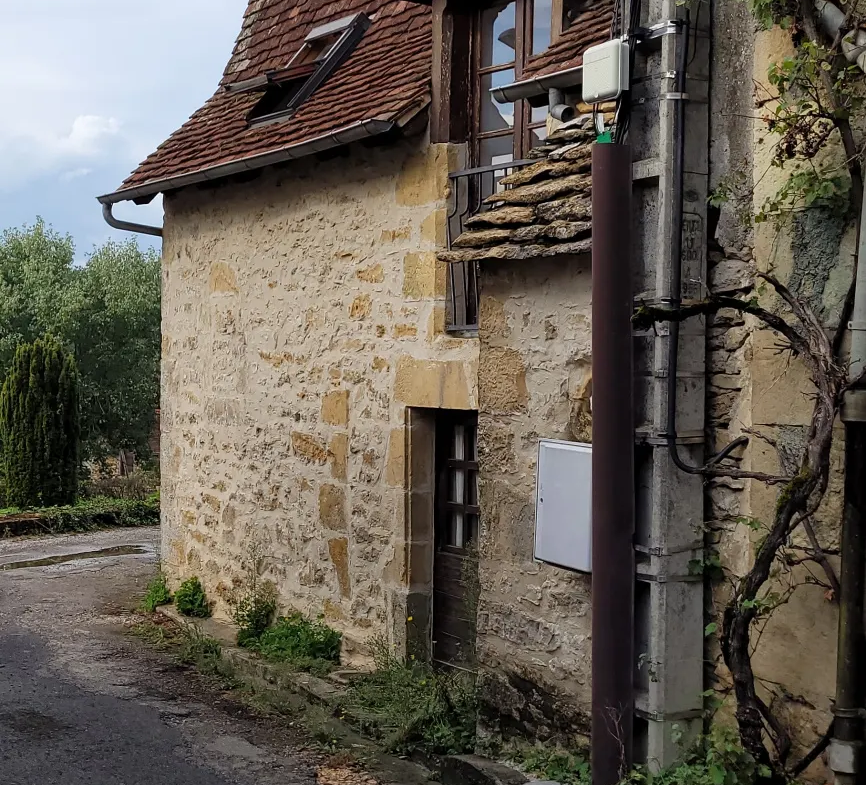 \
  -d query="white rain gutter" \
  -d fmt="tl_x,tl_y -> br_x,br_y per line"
491,63 -> 584,103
